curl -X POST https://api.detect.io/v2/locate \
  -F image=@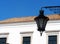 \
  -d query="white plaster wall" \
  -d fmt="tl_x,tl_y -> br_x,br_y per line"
0,20 -> 60,44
